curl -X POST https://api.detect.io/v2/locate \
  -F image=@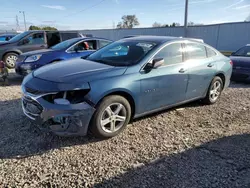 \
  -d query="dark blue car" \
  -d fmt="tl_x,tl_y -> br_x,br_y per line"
21,36 -> 232,138
230,45 -> 250,83
15,37 -> 112,75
